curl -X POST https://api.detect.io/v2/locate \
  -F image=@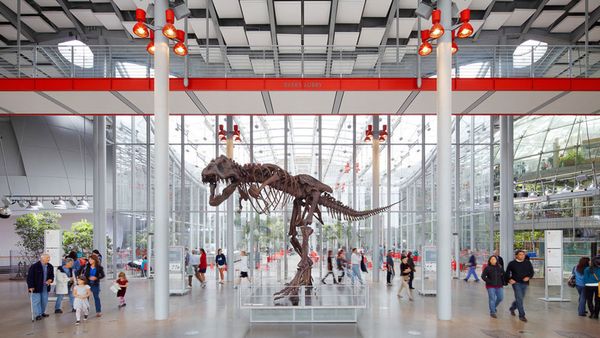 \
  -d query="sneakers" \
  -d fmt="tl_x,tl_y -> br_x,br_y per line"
519,317 -> 528,322
75,321 -> 80,325
490,314 -> 497,318
201,283 -> 207,288
386,283 -> 392,287
41,313 -> 49,318
54,309 -> 63,314
84,315 -> 88,320
510,309 -> 516,316
35,315 -> 42,321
